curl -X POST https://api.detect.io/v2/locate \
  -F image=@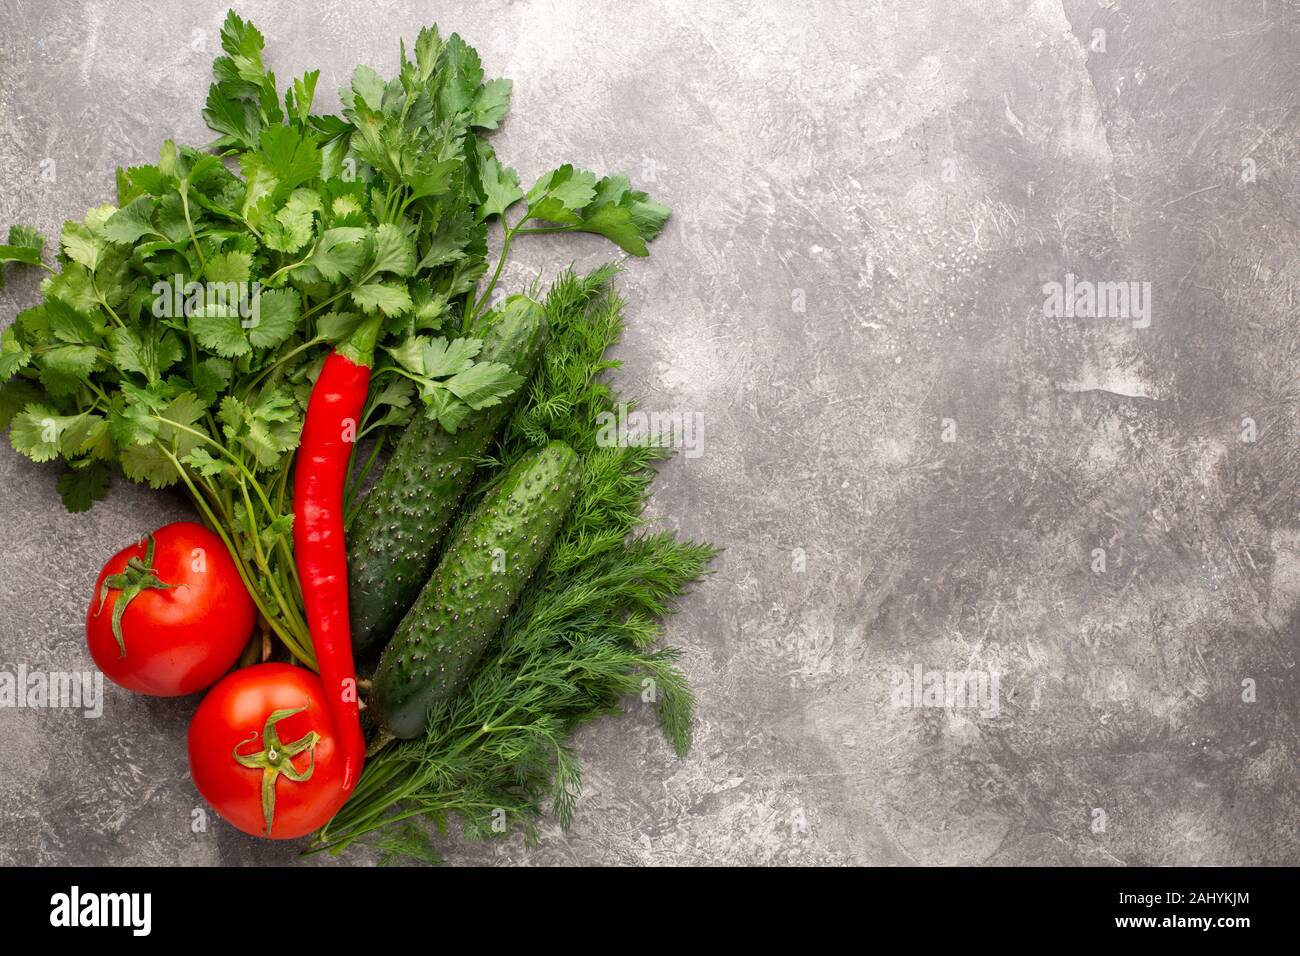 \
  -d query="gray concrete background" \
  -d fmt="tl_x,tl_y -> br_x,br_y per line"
1,0 -> 1297,866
